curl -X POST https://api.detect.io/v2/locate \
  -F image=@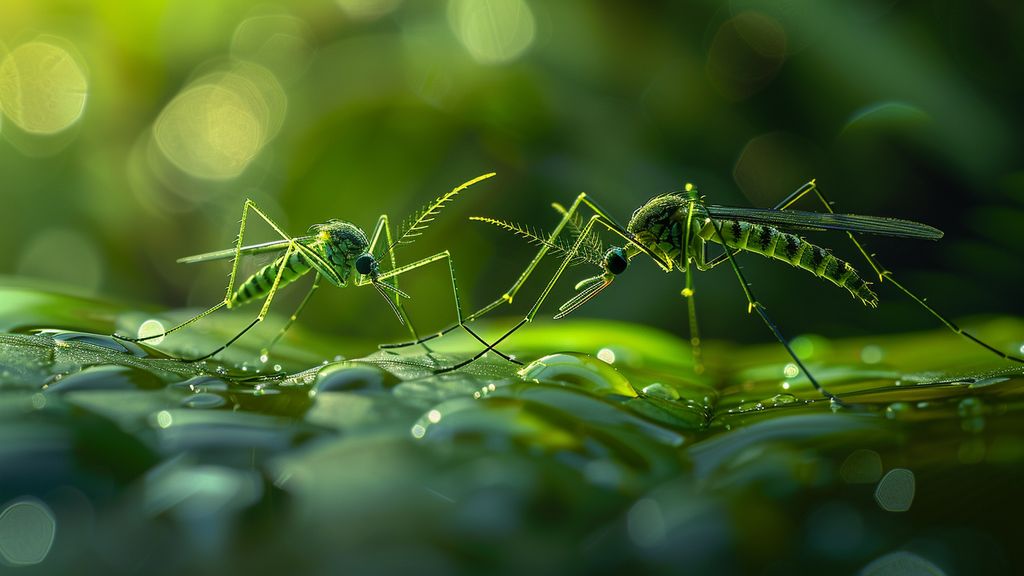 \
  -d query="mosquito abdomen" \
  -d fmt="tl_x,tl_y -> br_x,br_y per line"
230,250 -> 312,307
701,219 -> 878,307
